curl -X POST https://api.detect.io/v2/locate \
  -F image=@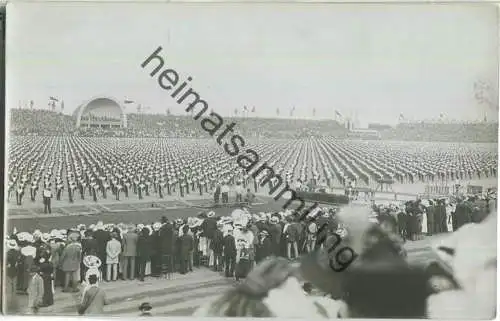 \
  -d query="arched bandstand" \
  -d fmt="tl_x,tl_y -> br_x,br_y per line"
73,96 -> 127,129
